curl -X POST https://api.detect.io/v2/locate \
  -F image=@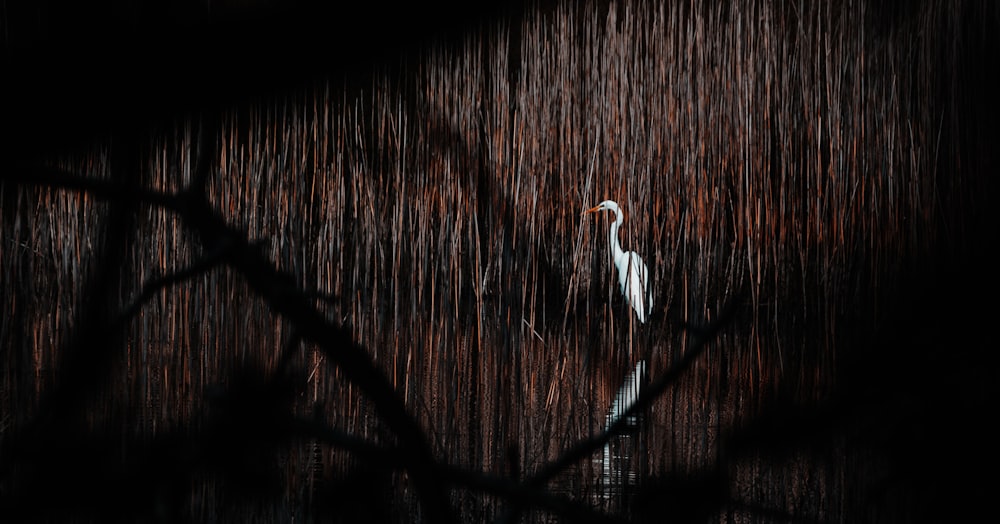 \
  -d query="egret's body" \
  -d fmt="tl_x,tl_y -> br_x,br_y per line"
586,200 -> 651,323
